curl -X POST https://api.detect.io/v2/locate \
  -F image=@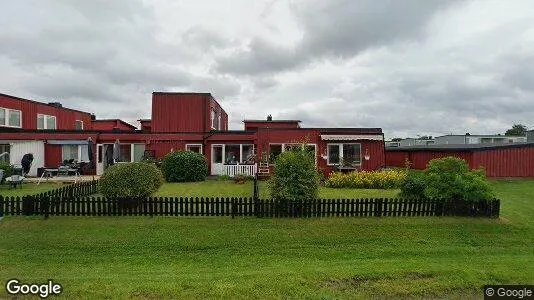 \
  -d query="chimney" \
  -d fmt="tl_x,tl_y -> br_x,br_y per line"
90,114 -> 96,121
48,102 -> 63,108
267,115 -> 272,121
